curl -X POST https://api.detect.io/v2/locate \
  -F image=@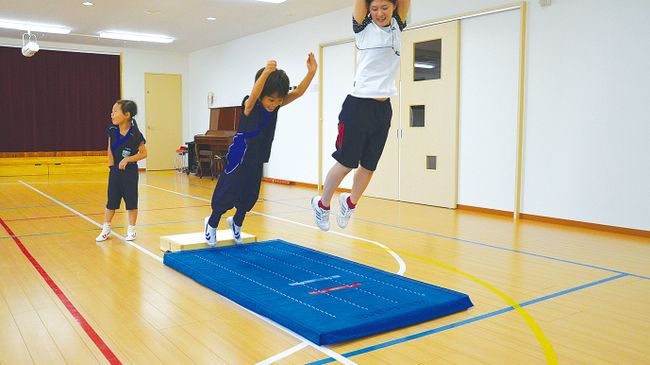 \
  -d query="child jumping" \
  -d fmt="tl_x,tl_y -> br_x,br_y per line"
96,100 -> 147,242
205,53 -> 317,245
